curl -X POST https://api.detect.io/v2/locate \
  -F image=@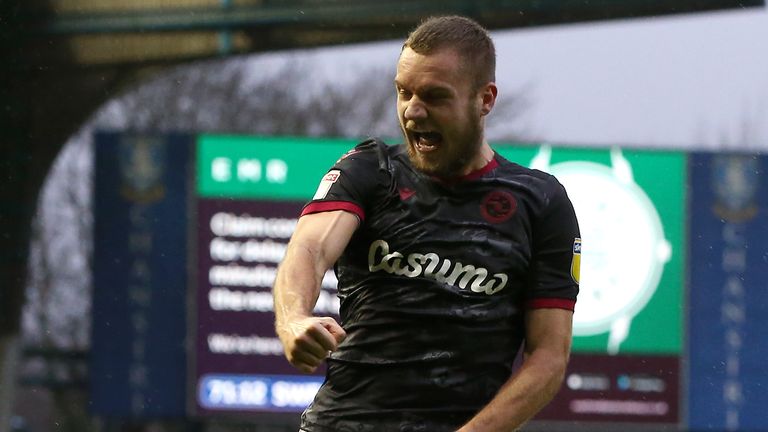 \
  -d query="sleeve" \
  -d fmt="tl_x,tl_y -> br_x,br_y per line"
300,138 -> 389,222
525,177 -> 581,311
